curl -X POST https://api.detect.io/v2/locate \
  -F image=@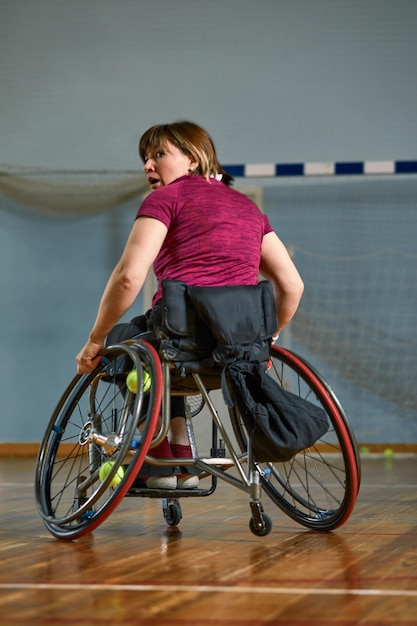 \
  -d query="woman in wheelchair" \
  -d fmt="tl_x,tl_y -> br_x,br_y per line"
75,120 -> 304,490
